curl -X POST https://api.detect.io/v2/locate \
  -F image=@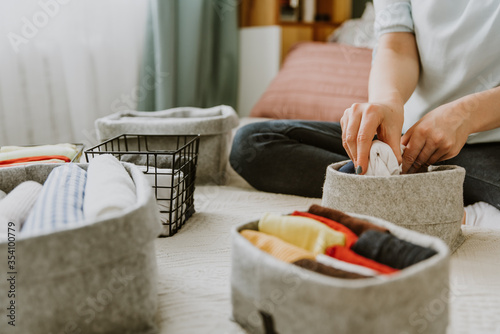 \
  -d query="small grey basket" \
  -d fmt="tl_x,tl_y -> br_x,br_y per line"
231,214 -> 450,334
0,163 -> 161,334
322,161 -> 466,252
